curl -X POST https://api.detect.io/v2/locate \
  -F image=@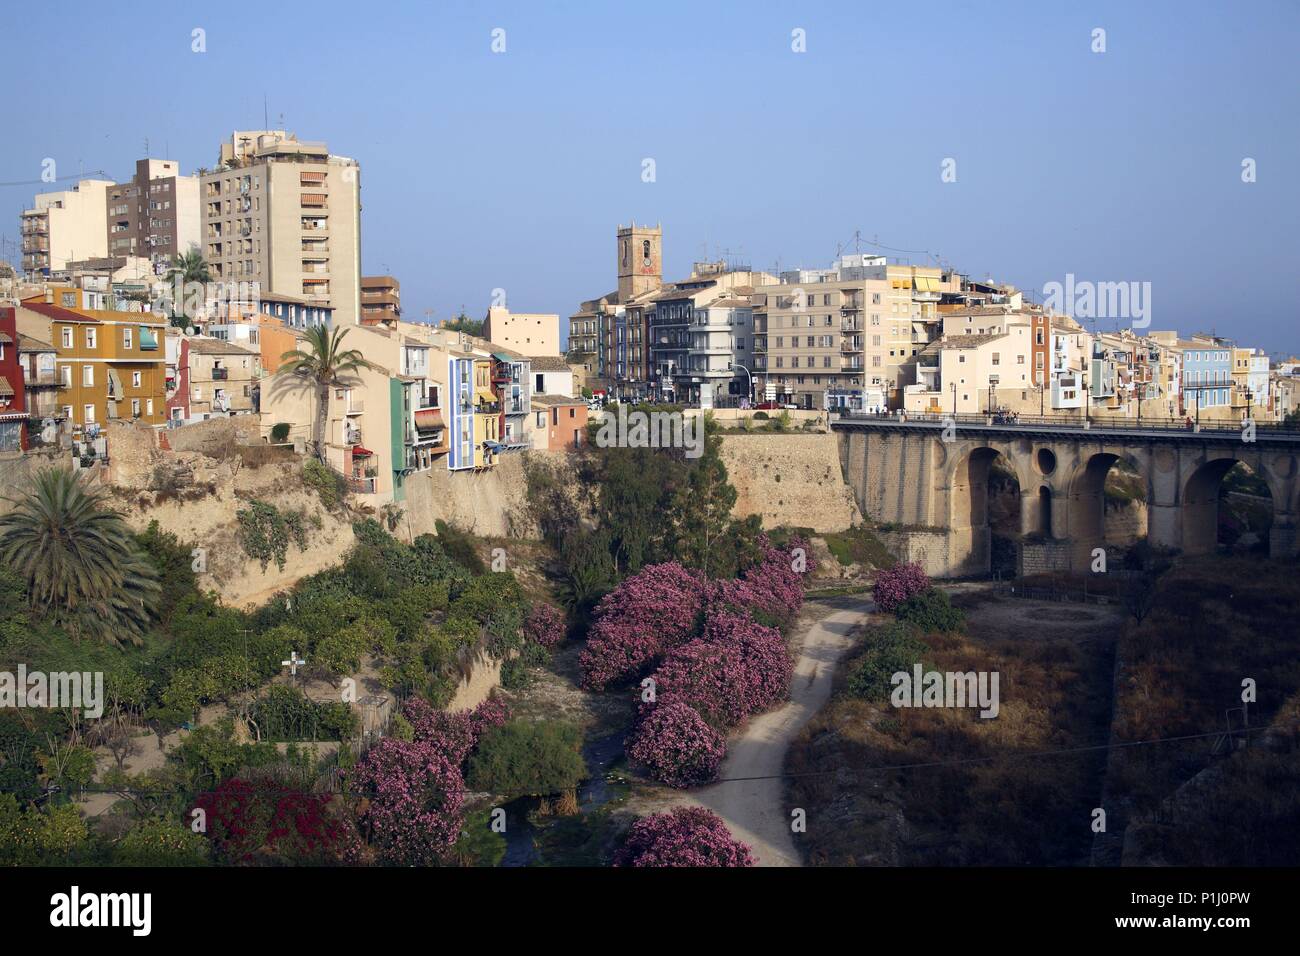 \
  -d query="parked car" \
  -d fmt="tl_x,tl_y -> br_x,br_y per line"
755,400 -> 780,410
